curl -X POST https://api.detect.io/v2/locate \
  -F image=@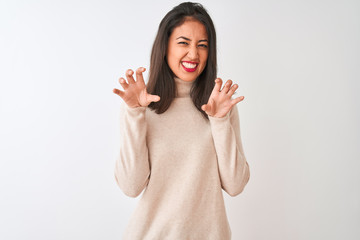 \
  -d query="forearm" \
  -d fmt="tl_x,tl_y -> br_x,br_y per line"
208,107 -> 250,197
114,104 -> 151,198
